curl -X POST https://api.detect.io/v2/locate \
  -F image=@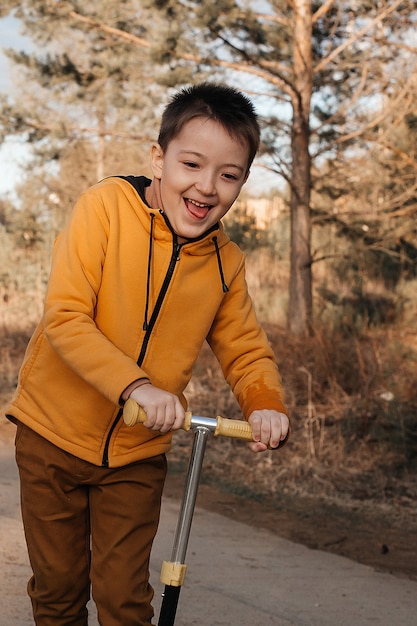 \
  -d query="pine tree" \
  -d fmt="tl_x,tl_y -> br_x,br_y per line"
0,0 -> 167,228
